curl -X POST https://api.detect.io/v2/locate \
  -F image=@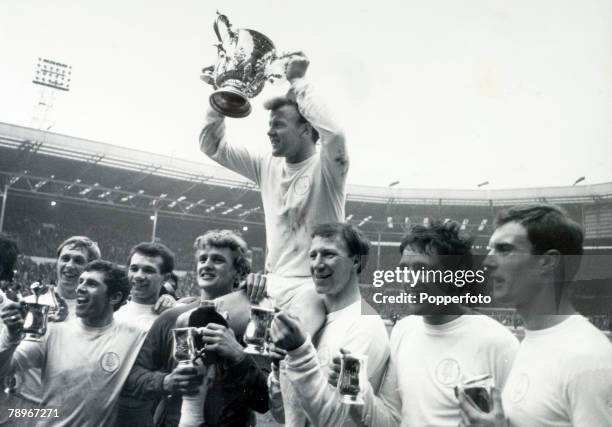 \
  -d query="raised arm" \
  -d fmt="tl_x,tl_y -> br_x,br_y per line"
0,302 -> 45,378
198,108 -> 263,184
288,55 -> 348,184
